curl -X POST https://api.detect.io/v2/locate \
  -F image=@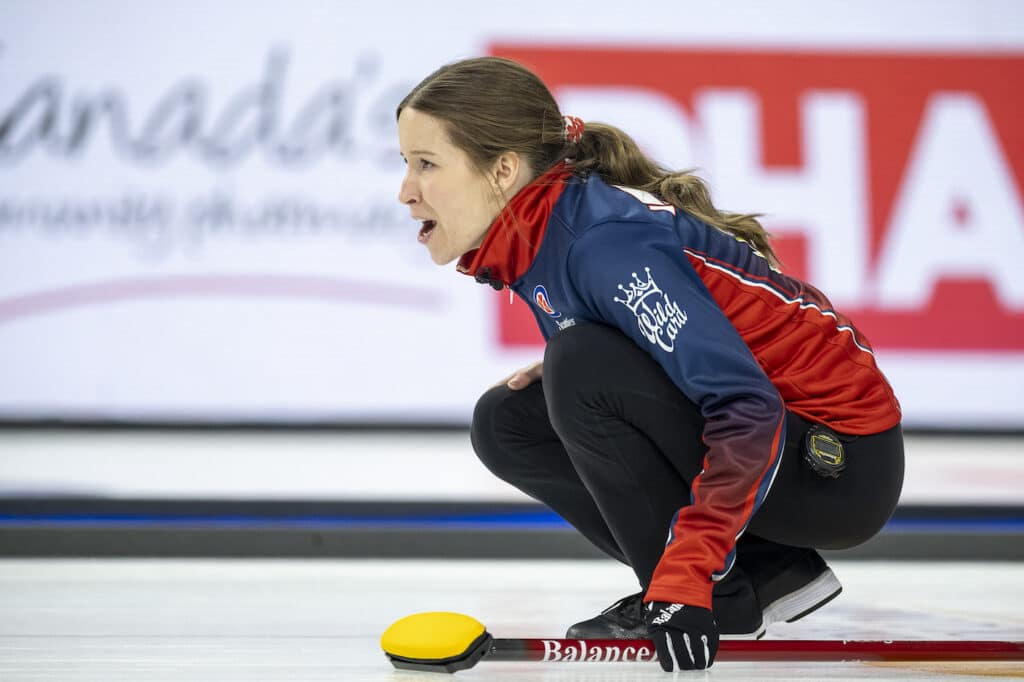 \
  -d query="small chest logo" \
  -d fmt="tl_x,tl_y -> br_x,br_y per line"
533,284 -> 561,318
614,267 -> 687,352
